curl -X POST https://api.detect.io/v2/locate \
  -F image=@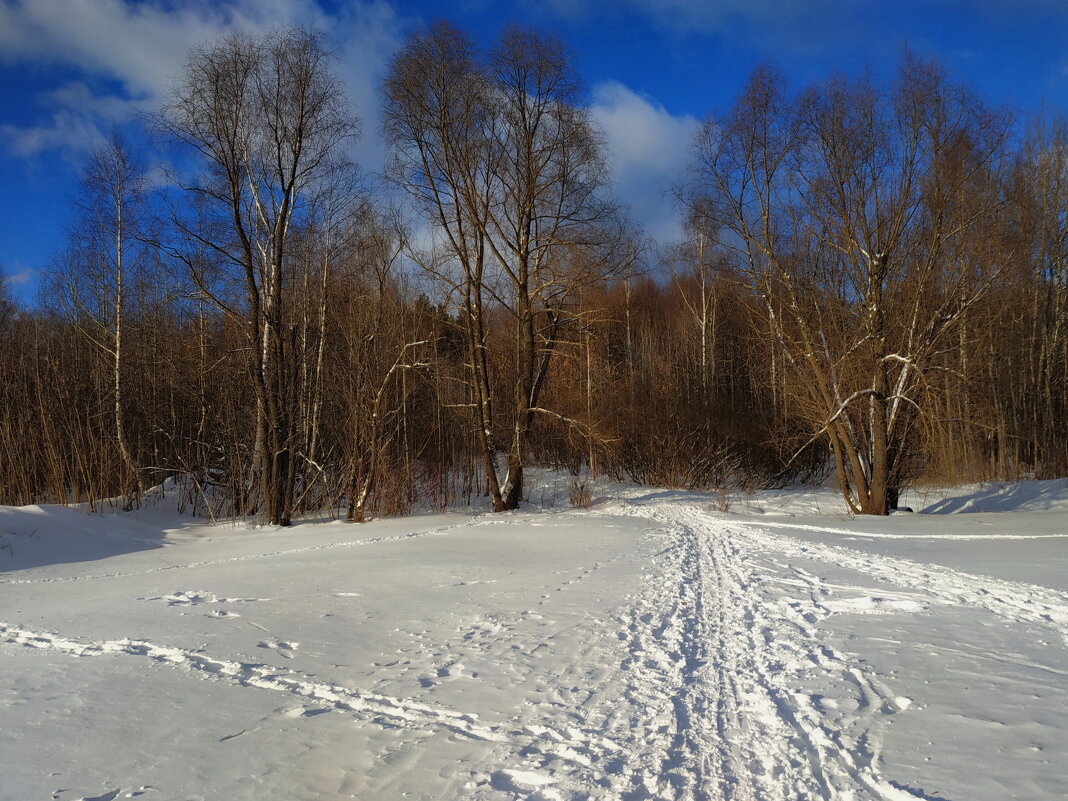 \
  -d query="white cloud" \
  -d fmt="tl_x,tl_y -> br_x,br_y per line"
0,0 -> 403,168
1,81 -> 142,158
0,0 -> 310,97
0,2 -> 701,247
3,106 -> 107,158
591,80 -> 699,245
330,1 -> 405,173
